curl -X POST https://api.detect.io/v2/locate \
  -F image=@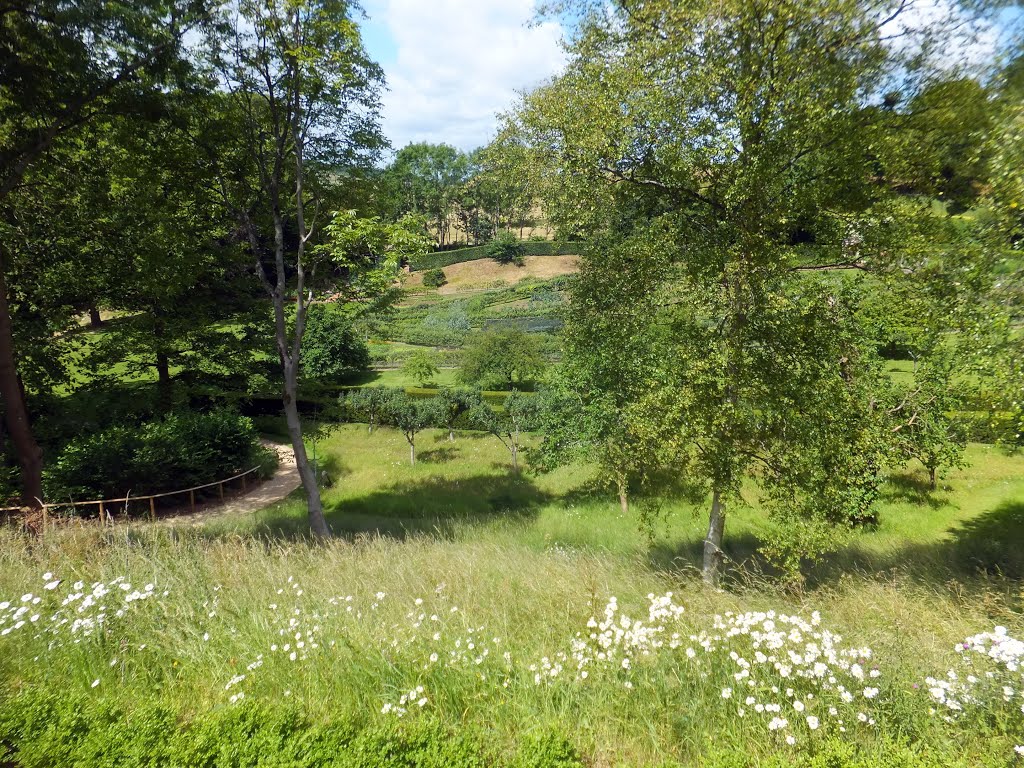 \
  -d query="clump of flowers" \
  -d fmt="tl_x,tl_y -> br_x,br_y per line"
688,610 -> 880,745
0,572 -> 162,647
925,626 -> 1024,757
